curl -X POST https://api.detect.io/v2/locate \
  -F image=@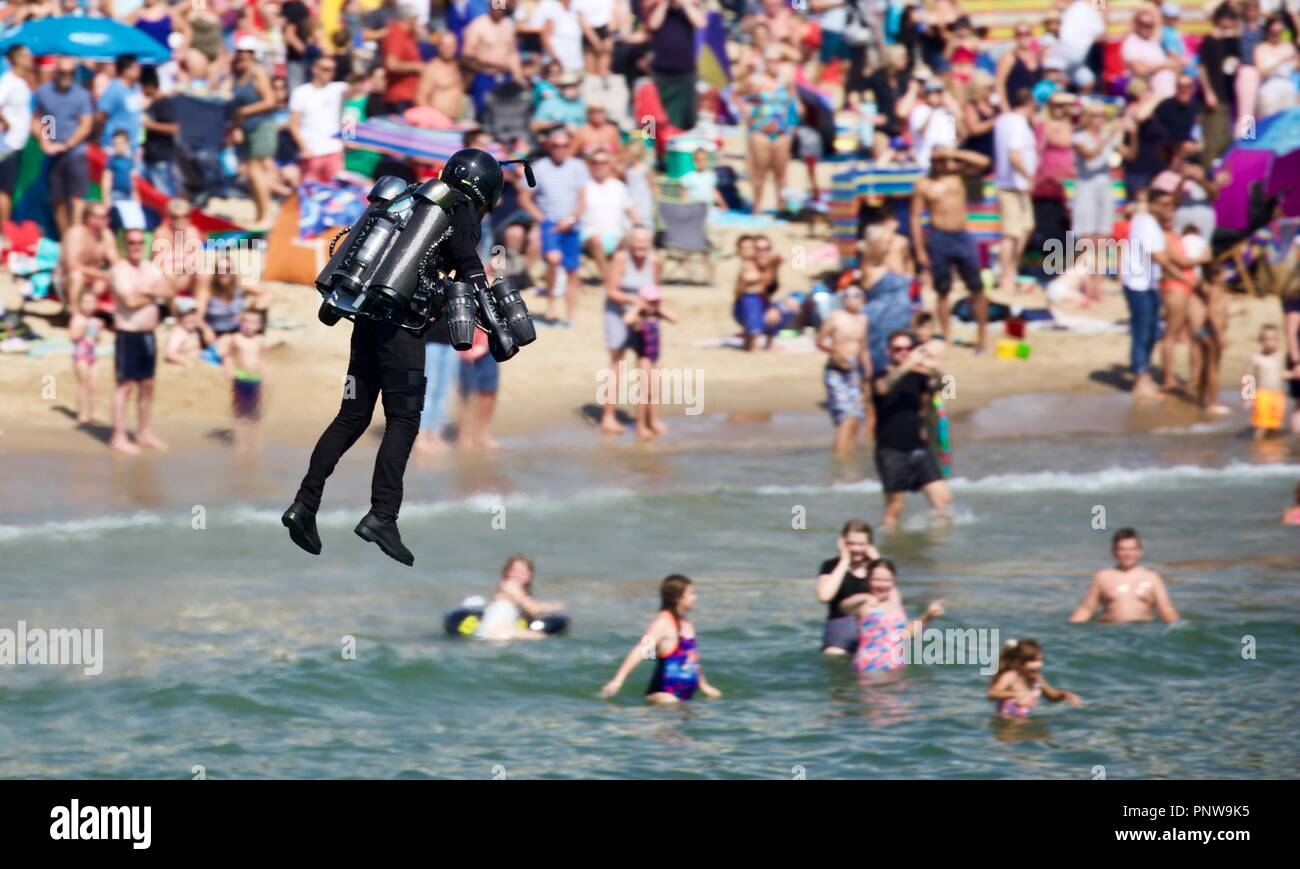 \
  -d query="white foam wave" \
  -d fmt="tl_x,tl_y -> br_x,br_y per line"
2,464 -> 1293,542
